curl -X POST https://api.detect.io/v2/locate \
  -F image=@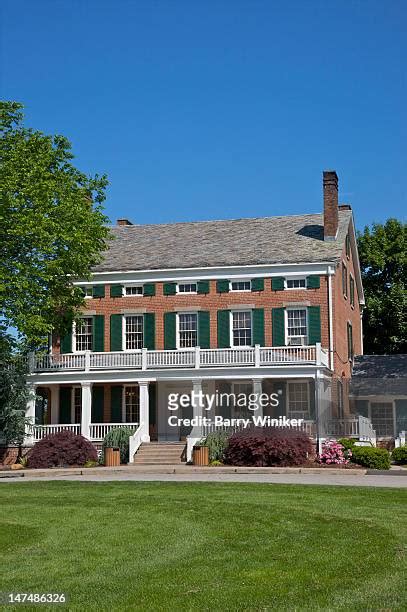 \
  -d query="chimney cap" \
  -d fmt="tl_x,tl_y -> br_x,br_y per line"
339,203 -> 352,211
117,218 -> 133,226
